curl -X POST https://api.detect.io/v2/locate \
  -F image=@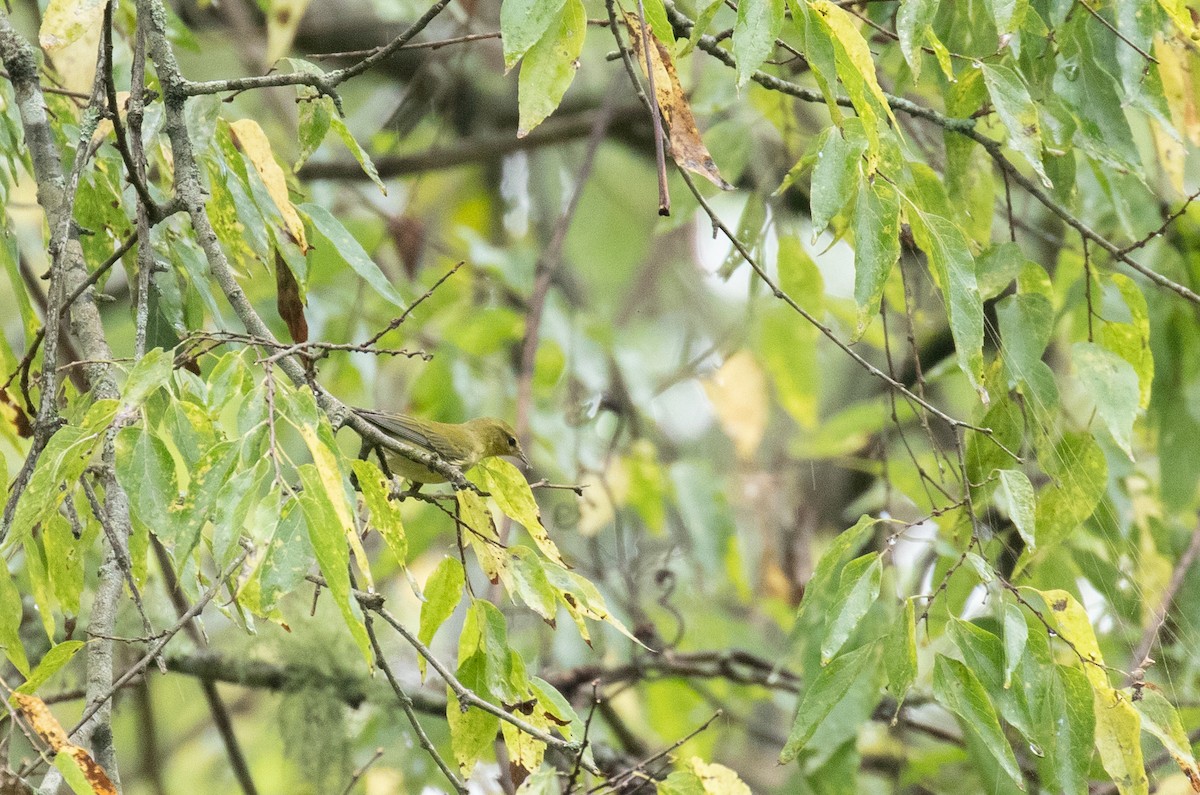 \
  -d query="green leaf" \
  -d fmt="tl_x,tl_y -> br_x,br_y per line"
460,599 -> 525,702
1025,432 -> 1106,557
1035,664 -> 1094,795
165,439 -> 240,559
791,1 -> 841,122
852,177 -> 900,337
996,292 -> 1054,379
641,0 -> 675,46
809,0 -> 898,154
542,564 -> 646,648
1030,588 -> 1147,794
509,547 -> 559,624
447,653 -> 499,775
1098,274 -> 1153,407
501,0 -> 567,70
984,0 -> 1028,35
295,96 -> 332,169
517,0 -> 586,136
995,469 -> 1036,550
7,401 -> 118,550
351,459 -> 407,567
328,114 -> 385,194
24,548 -> 63,646
1053,20 -> 1140,170
43,514 -> 83,614
1134,689 -> 1200,785
418,557 -> 465,679
794,515 -> 879,631
981,63 -> 1051,189
15,640 -> 84,695
0,564 -> 28,676
476,458 -> 566,568
289,391 -> 372,589
820,553 -> 882,663
907,209 -> 986,402
779,643 -> 877,763
254,499 -> 310,614
896,0 -> 937,78
884,598 -> 917,703
932,655 -> 1025,791
657,770 -> 707,795
457,488 -> 509,585
301,203 -> 406,308
297,464 -> 372,666
1073,341 -> 1140,459
810,125 -> 867,239
121,347 -> 173,408
1001,602 -> 1028,690
115,424 -> 179,542
732,0 -> 784,88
